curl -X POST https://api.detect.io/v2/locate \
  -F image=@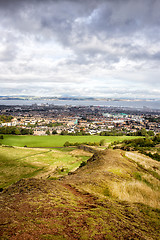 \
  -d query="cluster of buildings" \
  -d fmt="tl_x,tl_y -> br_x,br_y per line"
0,104 -> 160,135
